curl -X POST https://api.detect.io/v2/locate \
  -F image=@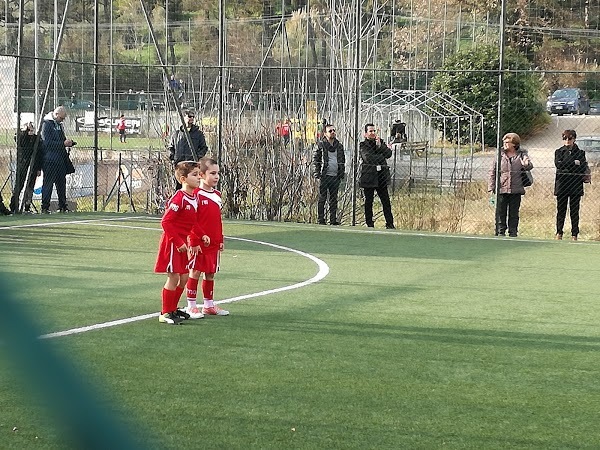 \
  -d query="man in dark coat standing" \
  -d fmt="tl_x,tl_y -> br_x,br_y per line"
11,122 -> 43,213
168,111 -> 208,189
40,106 -> 74,214
359,123 -> 395,229
312,124 -> 345,225
554,129 -> 589,240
